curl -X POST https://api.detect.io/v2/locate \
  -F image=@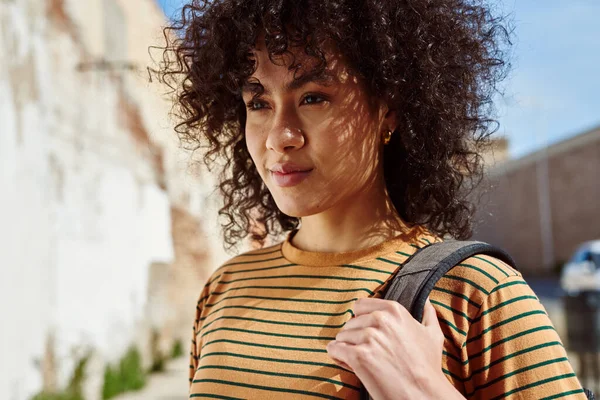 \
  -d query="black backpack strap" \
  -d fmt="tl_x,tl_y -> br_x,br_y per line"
363,241 -> 597,400
383,240 -> 516,322
360,240 -> 516,400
